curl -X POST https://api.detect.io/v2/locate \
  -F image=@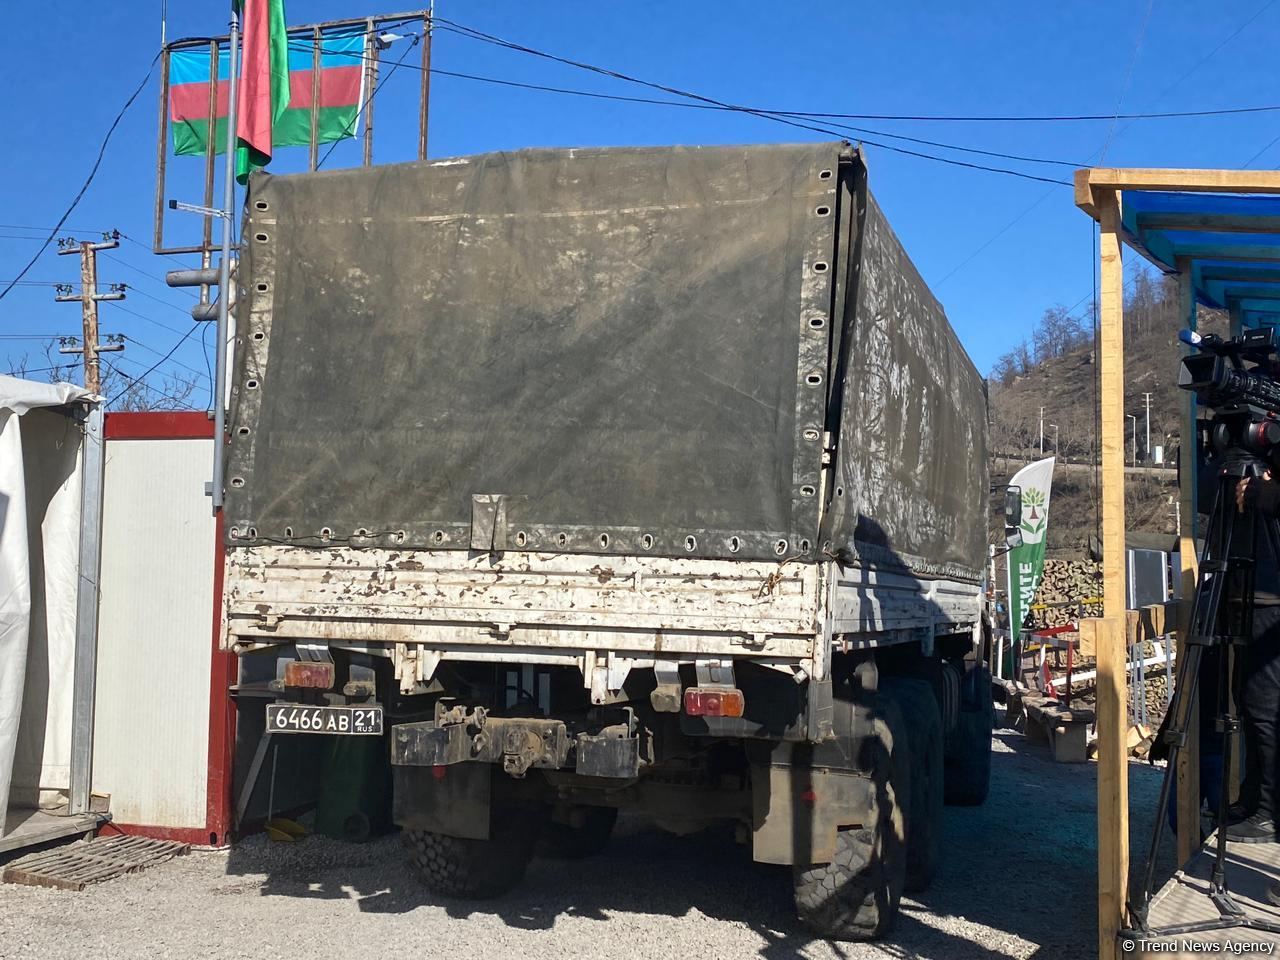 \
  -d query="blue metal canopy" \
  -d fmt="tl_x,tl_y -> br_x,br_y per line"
1120,190 -> 1280,325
